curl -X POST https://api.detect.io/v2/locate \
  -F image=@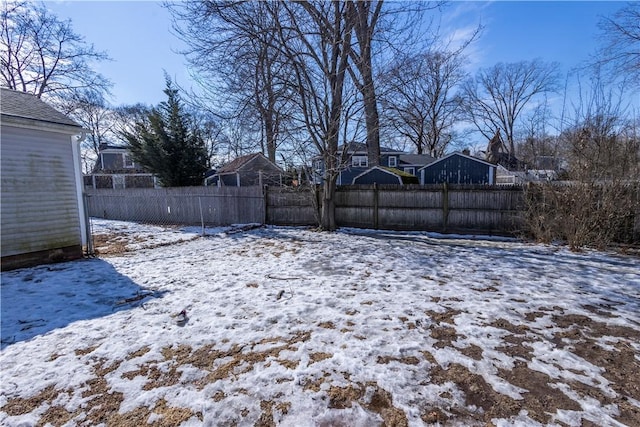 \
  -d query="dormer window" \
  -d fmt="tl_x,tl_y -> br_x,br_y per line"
388,156 -> 397,167
352,155 -> 368,167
